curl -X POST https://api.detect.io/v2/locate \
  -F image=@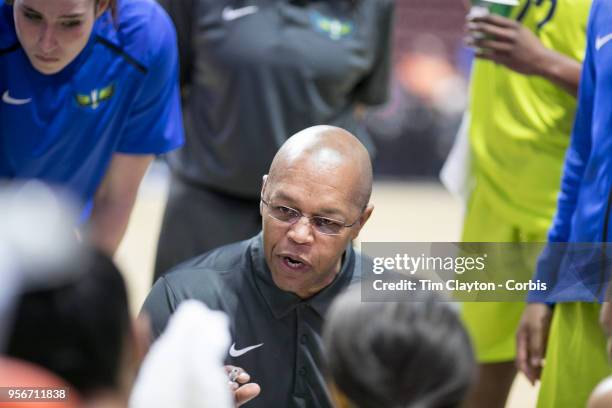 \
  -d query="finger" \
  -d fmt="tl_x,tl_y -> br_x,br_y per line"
228,381 -> 239,391
474,51 -> 496,61
235,383 -> 261,407
528,323 -> 543,370
474,52 -> 509,68
236,371 -> 251,384
472,38 -> 514,53
517,327 -> 537,384
464,35 -> 479,48
532,364 -> 542,383
226,365 -> 251,384
468,22 -> 516,42
516,327 -> 529,376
